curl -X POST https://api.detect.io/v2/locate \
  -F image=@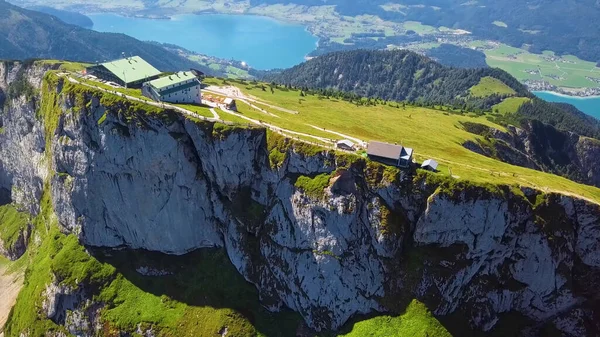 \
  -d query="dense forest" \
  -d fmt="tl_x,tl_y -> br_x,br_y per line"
266,49 -> 529,108
250,0 -> 600,64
